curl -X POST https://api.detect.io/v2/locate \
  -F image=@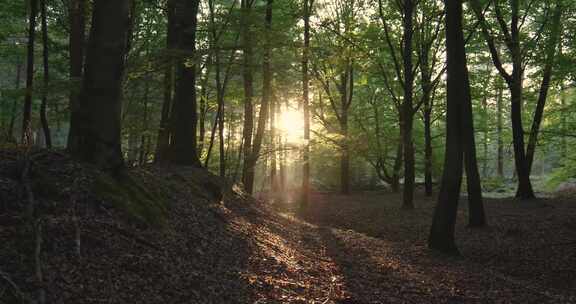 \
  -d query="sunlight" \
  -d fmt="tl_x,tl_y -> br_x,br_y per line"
278,107 -> 305,145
